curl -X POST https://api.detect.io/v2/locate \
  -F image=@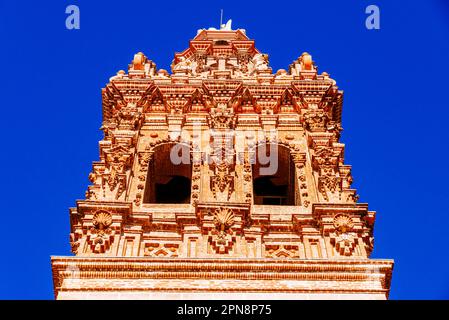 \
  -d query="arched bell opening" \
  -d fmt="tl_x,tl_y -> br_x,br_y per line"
252,144 -> 297,206
143,143 -> 192,204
